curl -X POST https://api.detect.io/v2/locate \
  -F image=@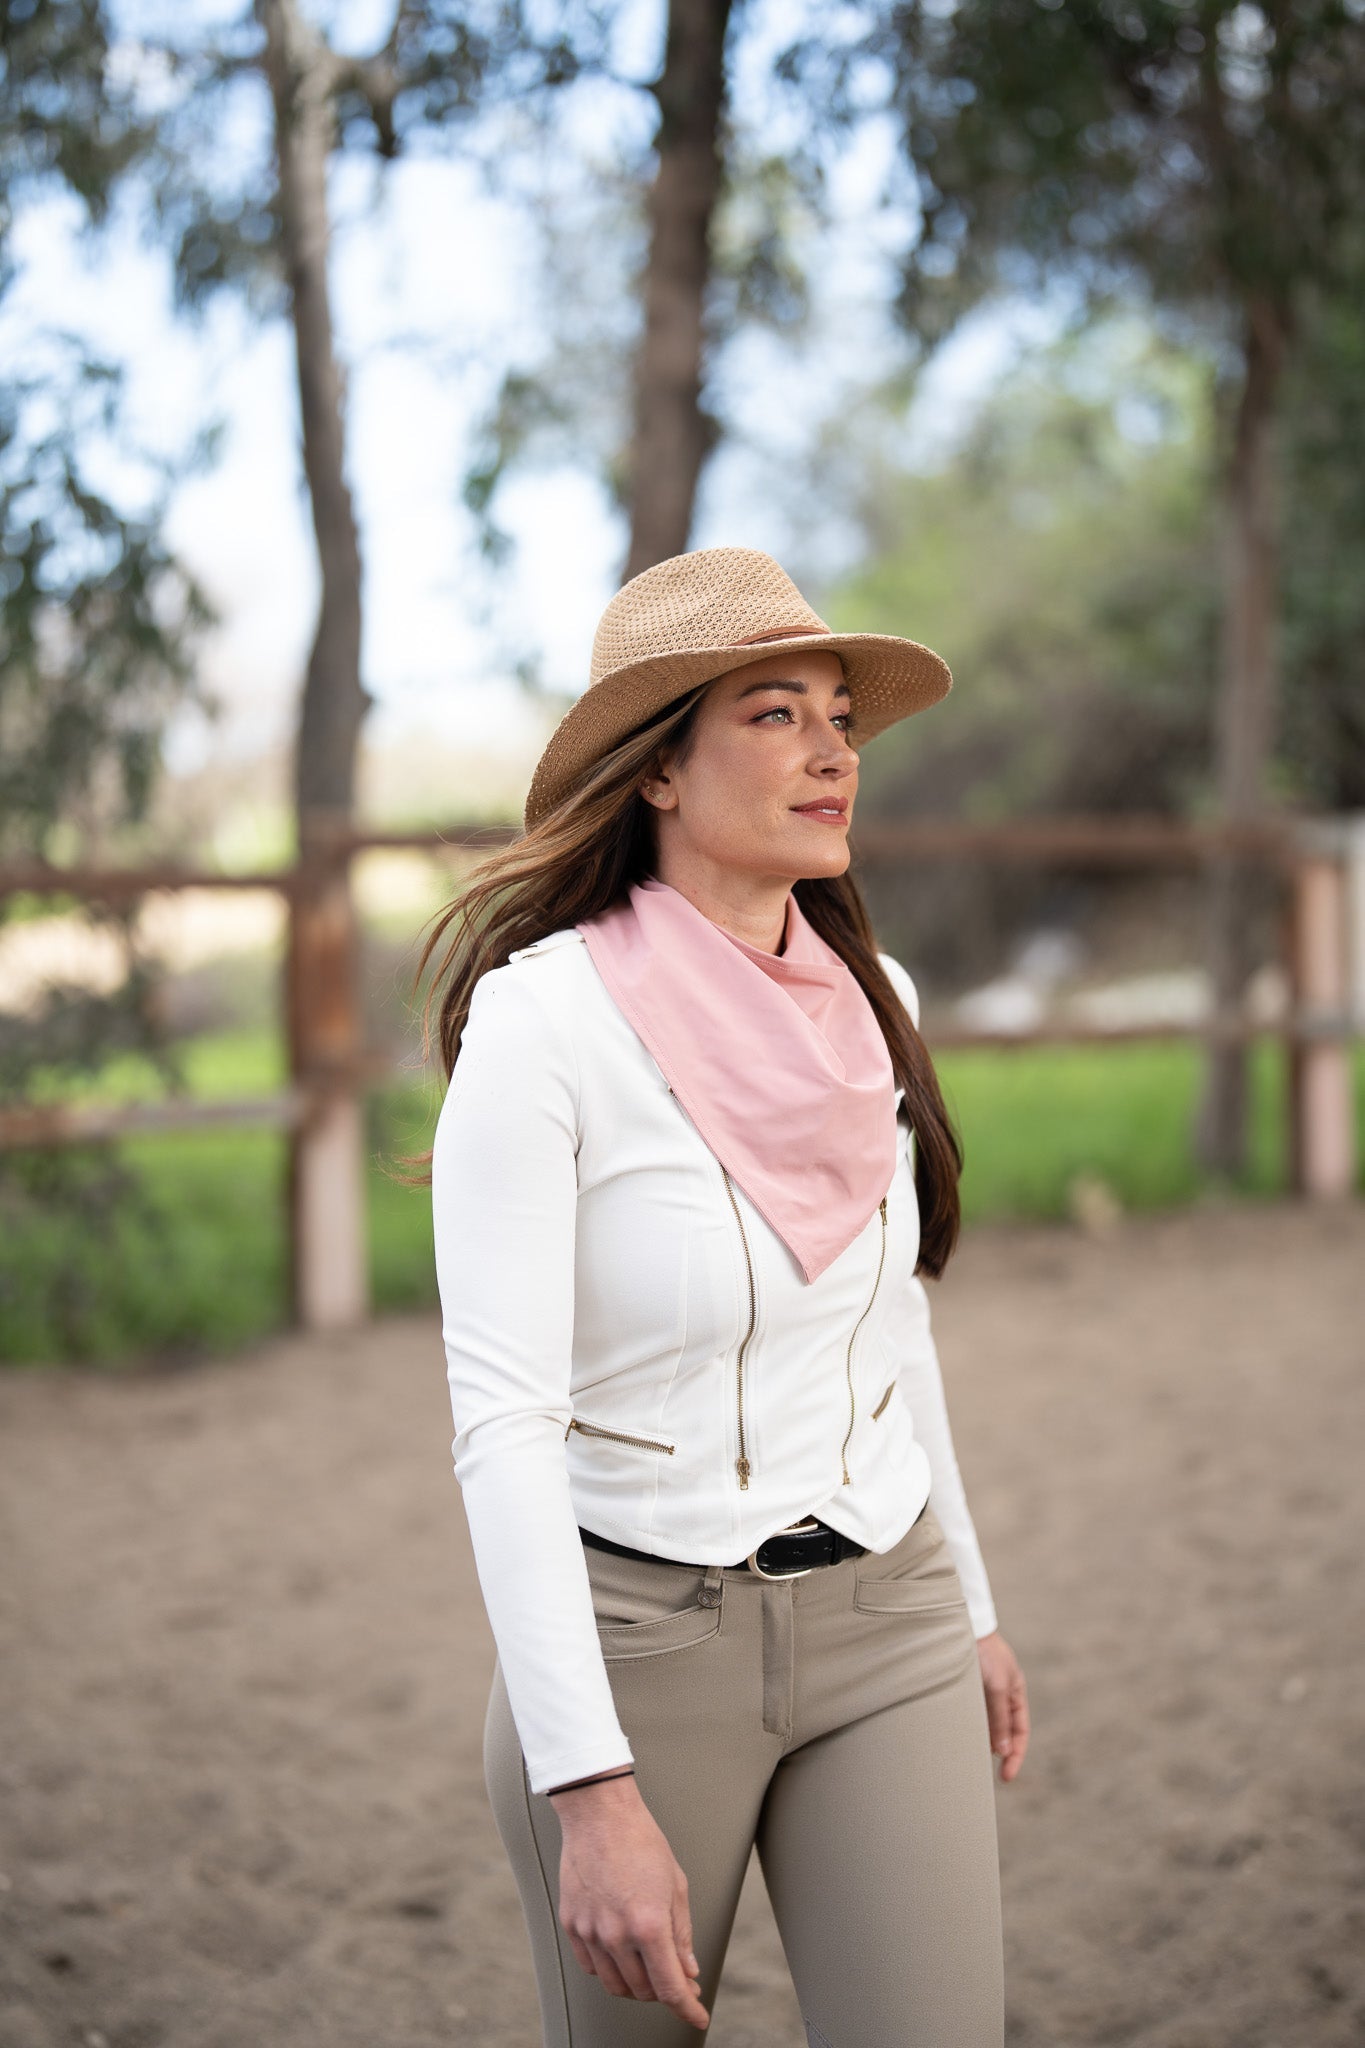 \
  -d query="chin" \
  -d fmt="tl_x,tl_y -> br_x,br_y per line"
791,844 -> 852,882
